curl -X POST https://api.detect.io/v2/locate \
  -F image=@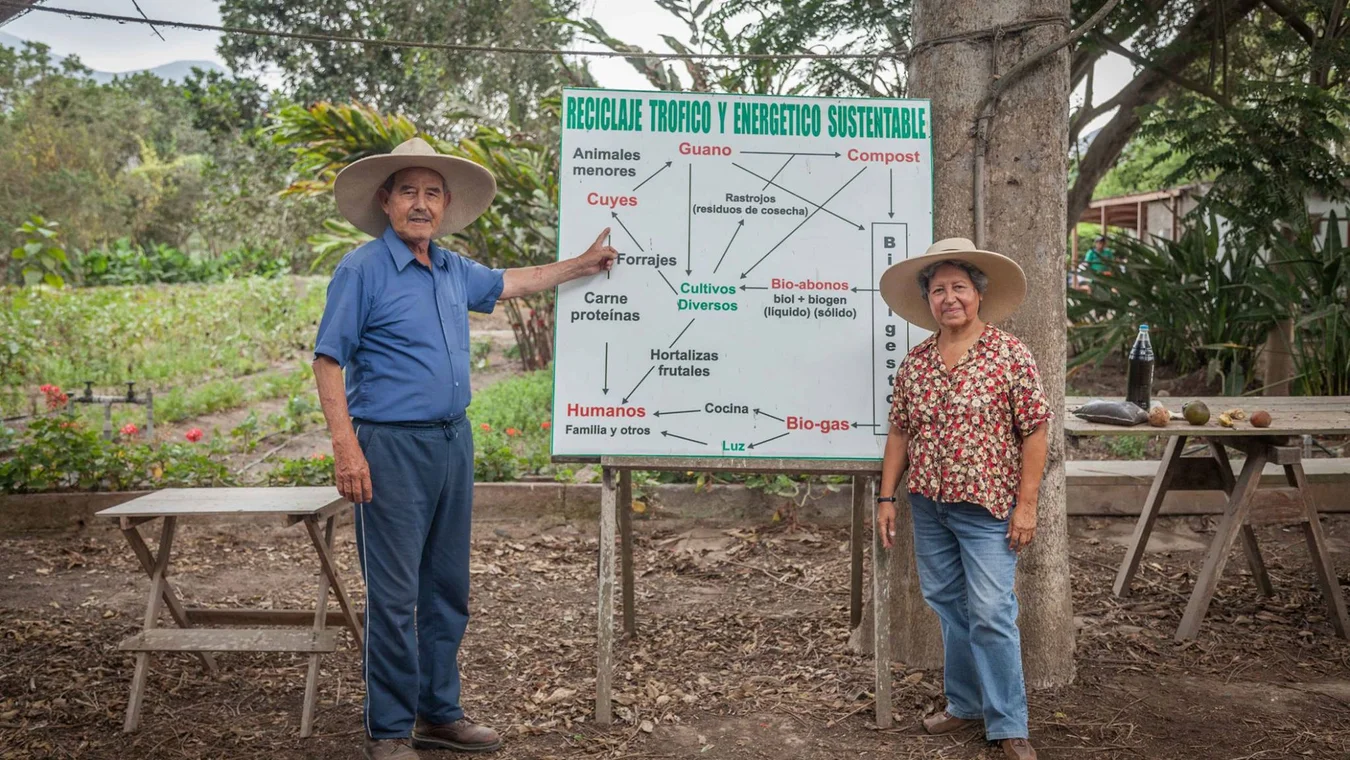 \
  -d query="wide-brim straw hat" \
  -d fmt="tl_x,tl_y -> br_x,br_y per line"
334,137 -> 497,238
878,237 -> 1027,331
